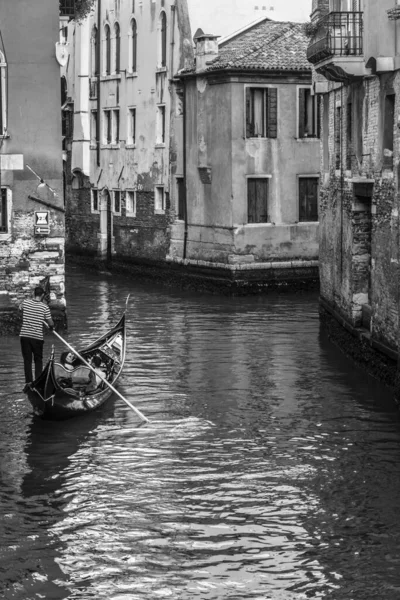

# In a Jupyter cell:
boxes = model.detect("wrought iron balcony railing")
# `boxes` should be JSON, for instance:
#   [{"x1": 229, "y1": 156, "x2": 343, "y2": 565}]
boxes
[{"x1": 307, "y1": 12, "x2": 363, "y2": 65}]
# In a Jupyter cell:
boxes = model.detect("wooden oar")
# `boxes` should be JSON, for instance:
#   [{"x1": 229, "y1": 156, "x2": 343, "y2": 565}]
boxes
[{"x1": 49, "y1": 327, "x2": 149, "y2": 423}]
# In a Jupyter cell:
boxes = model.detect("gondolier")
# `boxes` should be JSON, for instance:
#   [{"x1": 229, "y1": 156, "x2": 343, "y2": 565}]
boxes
[{"x1": 20, "y1": 286, "x2": 54, "y2": 388}]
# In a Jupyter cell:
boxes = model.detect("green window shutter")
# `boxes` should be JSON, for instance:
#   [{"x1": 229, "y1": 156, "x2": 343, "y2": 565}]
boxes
[
  {"x1": 267, "y1": 88, "x2": 278, "y2": 138},
  {"x1": 298, "y1": 88, "x2": 306, "y2": 138}
]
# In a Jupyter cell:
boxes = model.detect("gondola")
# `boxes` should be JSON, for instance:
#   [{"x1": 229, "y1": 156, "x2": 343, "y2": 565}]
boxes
[{"x1": 24, "y1": 314, "x2": 127, "y2": 420}]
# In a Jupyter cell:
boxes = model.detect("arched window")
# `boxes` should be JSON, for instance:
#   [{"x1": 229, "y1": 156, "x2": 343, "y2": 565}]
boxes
[
  {"x1": 105, "y1": 24, "x2": 111, "y2": 75},
  {"x1": 0, "y1": 51, "x2": 8, "y2": 135},
  {"x1": 114, "y1": 23, "x2": 120, "y2": 74},
  {"x1": 91, "y1": 25, "x2": 99, "y2": 76},
  {"x1": 130, "y1": 19, "x2": 137, "y2": 72},
  {"x1": 160, "y1": 11, "x2": 167, "y2": 68}
]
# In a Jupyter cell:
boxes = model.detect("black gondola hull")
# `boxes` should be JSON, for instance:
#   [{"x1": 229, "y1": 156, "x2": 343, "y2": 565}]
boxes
[{"x1": 24, "y1": 314, "x2": 126, "y2": 421}]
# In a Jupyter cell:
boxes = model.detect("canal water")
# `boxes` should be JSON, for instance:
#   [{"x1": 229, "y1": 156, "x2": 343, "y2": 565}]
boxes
[{"x1": 1, "y1": 267, "x2": 400, "y2": 600}]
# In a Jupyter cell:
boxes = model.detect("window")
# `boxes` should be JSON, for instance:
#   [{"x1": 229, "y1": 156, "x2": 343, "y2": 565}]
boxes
[
  {"x1": 112, "y1": 110, "x2": 120, "y2": 144},
  {"x1": 159, "y1": 11, "x2": 167, "y2": 68},
  {"x1": 132, "y1": 0, "x2": 135, "y2": 11},
  {"x1": 245, "y1": 87, "x2": 277, "y2": 138},
  {"x1": 104, "y1": 110, "x2": 112, "y2": 144},
  {"x1": 91, "y1": 110, "x2": 98, "y2": 144},
  {"x1": 114, "y1": 23, "x2": 120, "y2": 74},
  {"x1": 91, "y1": 26, "x2": 99, "y2": 76},
  {"x1": 176, "y1": 177, "x2": 186, "y2": 221},
  {"x1": 383, "y1": 93, "x2": 395, "y2": 169},
  {"x1": 126, "y1": 190, "x2": 136, "y2": 216},
  {"x1": 298, "y1": 88, "x2": 320, "y2": 138},
  {"x1": 0, "y1": 188, "x2": 11, "y2": 236},
  {"x1": 113, "y1": 190, "x2": 121, "y2": 214},
  {"x1": 0, "y1": 51, "x2": 7, "y2": 135},
  {"x1": 156, "y1": 105, "x2": 166, "y2": 144},
  {"x1": 127, "y1": 107, "x2": 136, "y2": 145},
  {"x1": 105, "y1": 25, "x2": 111, "y2": 75},
  {"x1": 91, "y1": 189, "x2": 99, "y2": 213},
  {"x1": 130, "y1": 19, "x2": 137, "y2": 72},
  {"x1": 346, "y1": 101, "x2": 352, "y2": 170},
  {"x1": 155, "y1": 186, "x2": 165, "y2": 212},
  {"x1": 299, "y1": 177, "x2": 319, "y2": 222},
  {"x1": 247, "y1": 178, "x2": 269, "y2": 223}
]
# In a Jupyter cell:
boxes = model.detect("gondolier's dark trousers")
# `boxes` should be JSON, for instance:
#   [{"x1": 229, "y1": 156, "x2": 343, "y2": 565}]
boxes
[{"x1": 20, "y1": 337, "x2": 44, "y2": 383}]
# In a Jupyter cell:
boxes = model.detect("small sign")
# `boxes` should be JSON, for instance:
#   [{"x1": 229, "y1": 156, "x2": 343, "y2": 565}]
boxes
[{"x1": 34, "y1": 211, "x2": 50, "y2": 236}]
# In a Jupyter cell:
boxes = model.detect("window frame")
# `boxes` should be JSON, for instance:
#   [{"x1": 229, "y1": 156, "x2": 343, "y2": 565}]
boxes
[
  {"x1": 159, "y1": 11, "x2": 167, "y2": 69},
  {"x1": 112, "y1": 189, "x2": 122, "y2": 216},
  {"x1": 246, "y1": 175, "x2": 272, "y2": 225},
  {"x1": 154, "y1": 185, "x2": 166, "y2": 214},
  {"x1": 0, "y1": 51, "x2": 7, "y2": 136},
  {"x1": 176, "y1": 176, "x2": 186, "y2": 221},
  {"x1": 0, "y1": 187, "x2": 12, "y2": 240},
  {"x1": 298, "y1": 175, "x2": 320, "y2": 223},
  {"x1": 127, "y1": 106, "x2": 136, "y2": 146},
  {"x1": 297, "y1": 86, "x2": 320, "y2": 140},
  {"x1": 126, "y1": 190, "x2": 137, "y2": 217},
  {"x1": 104, "y1": 24, "x2": 111, "y2": 76},
  {"x1": 103, "y1": 109, "x2": 112, "y2": 145},
  {"x1": 114, "y1": 22, "x2": 121, "y2": 75},
  {"x1": 91, "y1": 188, "x2": 100, "y2": 214},
  {"x1": 245, "y1": 85, "x2": 278, "y2": 139},
  {"x1": 91, "y1": 25, "x2": 99, "y2": 76},
  {"x1": 91, "y1": 109, "x2": 98, "y2": 146},
  {"x1": 112, "y1": 109, "x2": 120, "y2": 145},
  {"x1": 129, "y1": 18, "x2": 138, "y2": 73},
  {"x1": 156, "y1": 104, "x2": 166, "y2": 145}
]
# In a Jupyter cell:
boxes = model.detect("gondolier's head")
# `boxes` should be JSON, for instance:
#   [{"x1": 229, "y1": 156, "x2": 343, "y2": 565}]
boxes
[{"x1": 34, "y1": 286, "x2": 45, "y2": 299}]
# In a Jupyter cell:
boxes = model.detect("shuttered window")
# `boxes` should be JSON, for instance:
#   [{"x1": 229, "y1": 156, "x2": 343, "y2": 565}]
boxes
[
  {"x1": 248, "y1": 179, "x2": 269, "y2": 223},
  {"x1": 298, "y1": 88, "x2": 321, "y2": 138},
  {"x1": 299, "y1": 177, "x2": 319, "y2": 222},
  {"x1": 246, "y1": 88, "x2": 277, "y2": 138}
]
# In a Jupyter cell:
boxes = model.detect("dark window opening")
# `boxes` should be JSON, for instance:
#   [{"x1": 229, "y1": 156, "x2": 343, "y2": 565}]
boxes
[
  {"x1": 105, "y1": 25, "x2": 111, "y2": 75},
  {"x1": 248, "y1": 178, "x2": 269, "y2": 223},
  {"x1": 299, "y1": 177, "x2": 319, "y2": 222},
  {"x1": 346, "y1": 102, "x2": 353, "y2": 170},
  {"x1": 298, "y1": 88, "x2": 320, "y2": 138},
  {"x1": 246, "y1": 88, "x2": 278, "y2": 138},
  {"x1": 160, "y1": 12, "x2": 167, "y2": 67},
  {"x1": 0, "y1": 188, "x2": 8, "y2": 232},
  {"x1": 114, "y1": 191, "x2": 121, "y2": 213},
  {"x1": 383, "y1": 93, "x2": 395, "y2": 169},
  {"x1": 131, "y1": 20, "x2": 137, "y2": 72},
  {"x1": 92, "y1": 189, "x2": 99, "y2": 212},
  {"x1": 335, "y1": 105, "x2": 342, "y2": 170},
  {"x1": 177, "y1": 177, "x2": 186, "y2": 220},
  {"x1": 114, "y1": 23, "x2": 120, "y2": 73},
  {"x1": 104, "y1": 110, "x2": 112, "y2": 144}
]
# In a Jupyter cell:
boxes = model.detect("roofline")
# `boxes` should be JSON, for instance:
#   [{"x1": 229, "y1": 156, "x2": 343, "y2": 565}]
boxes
[
  {"x1": 218, "y1": 15, "x2": 273, "y2": 47},
  {"x1": 176, "y1": 66, "x2": 312, "y2": 80}
]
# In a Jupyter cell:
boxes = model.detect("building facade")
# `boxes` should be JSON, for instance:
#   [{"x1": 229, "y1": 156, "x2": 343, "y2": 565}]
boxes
[
  {"x1": 168, "y1": 19, "x2": 321, "y2": 287},
  {"x1": 62, "y1": 0, "x2": 193, "y2": 265},
  {"x1": 0, "y1": 0, "x2": 65, "y2": 332},
  {"x1": 307, "y1": 0, "x2": 400, "y2": 387}
]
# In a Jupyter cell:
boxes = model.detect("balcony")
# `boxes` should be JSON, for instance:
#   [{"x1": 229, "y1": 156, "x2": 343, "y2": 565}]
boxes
[{"x1": 307, "y1": 12, "x2": 369, "y2": 82}]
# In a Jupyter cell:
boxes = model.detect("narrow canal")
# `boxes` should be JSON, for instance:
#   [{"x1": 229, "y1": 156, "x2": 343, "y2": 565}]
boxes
[{"x1": 1, "y1": 266, "x2": 400, "y2": 600}]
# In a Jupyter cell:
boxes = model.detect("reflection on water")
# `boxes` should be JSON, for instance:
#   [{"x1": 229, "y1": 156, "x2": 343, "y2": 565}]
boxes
[{"x1": 1, "y1": 266, "x2": 400, "y2": 599}]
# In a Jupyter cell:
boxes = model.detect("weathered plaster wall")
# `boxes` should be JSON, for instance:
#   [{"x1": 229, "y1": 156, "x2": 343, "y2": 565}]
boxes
[
  {"x1": 0, "y1": 0, "x2": 65, "y2": 314},
  {"x1": 319, "y1": 73, "x2": 400, "y2": 354},
  {"x1": 170, "y1": 72, "x2": 320, "y2": 265}
]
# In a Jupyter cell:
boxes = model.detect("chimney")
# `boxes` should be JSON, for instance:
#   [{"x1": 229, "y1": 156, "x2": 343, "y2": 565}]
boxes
[{"x1": 193, "y1": 28, "x2": 219, "y2": 73}]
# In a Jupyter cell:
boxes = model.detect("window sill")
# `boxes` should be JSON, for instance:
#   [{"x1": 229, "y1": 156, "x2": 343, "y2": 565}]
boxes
[
  {"x1": 125, "y1": 144, "x2": 136, "y2": 149},
  {"x1": 296, "y1": 137, "x2": 320, "y2": 142},
  {"x1": 0, "y1": 232, "x2": 11, "y2": 241},
  {"x1": 126, "y1": 212, "x2": 137, "y2": 218},
  {"x1": 244, "y1": 222, "x2": 274, "y2": 227},
  {"x1": 155, "y1": 143, "x2": 166, "y2": 149},
  {"x1": 126, "y1": 71, "x2": 138, "y2": 78},
  {"x1": 154, "y1": 209, "x2": 166, "y2": 215},
  {"x1": 100, "y1": 74, "x2": 122, "y2": 82},
  {"x1": 245, "y1": 136, "x2": 277, "y2": 141},
  {"x1": 91, "y1": 210, "x2": 100, "y2": 214},
  {"x1": 101, "y1": 144, "x2": 121, "y2": 149},
  {"x1": 156, "y1": 66, "x2": 167, "y2": 74},
  {"x1": 113, "y1": 212, "x2": 122, "y2": 217}
]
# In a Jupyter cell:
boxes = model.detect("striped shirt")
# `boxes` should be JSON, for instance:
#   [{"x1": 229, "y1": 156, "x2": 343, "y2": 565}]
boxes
[{"x1": 20, "y1": 299, "x2": 52, "y2": 341}]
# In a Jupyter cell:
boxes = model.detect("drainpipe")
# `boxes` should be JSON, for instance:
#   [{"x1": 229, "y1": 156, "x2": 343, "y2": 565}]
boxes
[
  {"x1": 170, "y1": 4, "x2": 176, "y2": 77},
  {"x1": 96, "y1": 0, "x2": 101, "y2": 167},
  {"x1": 182, "y1": 77, "x2": 188, "y2": 260}
]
